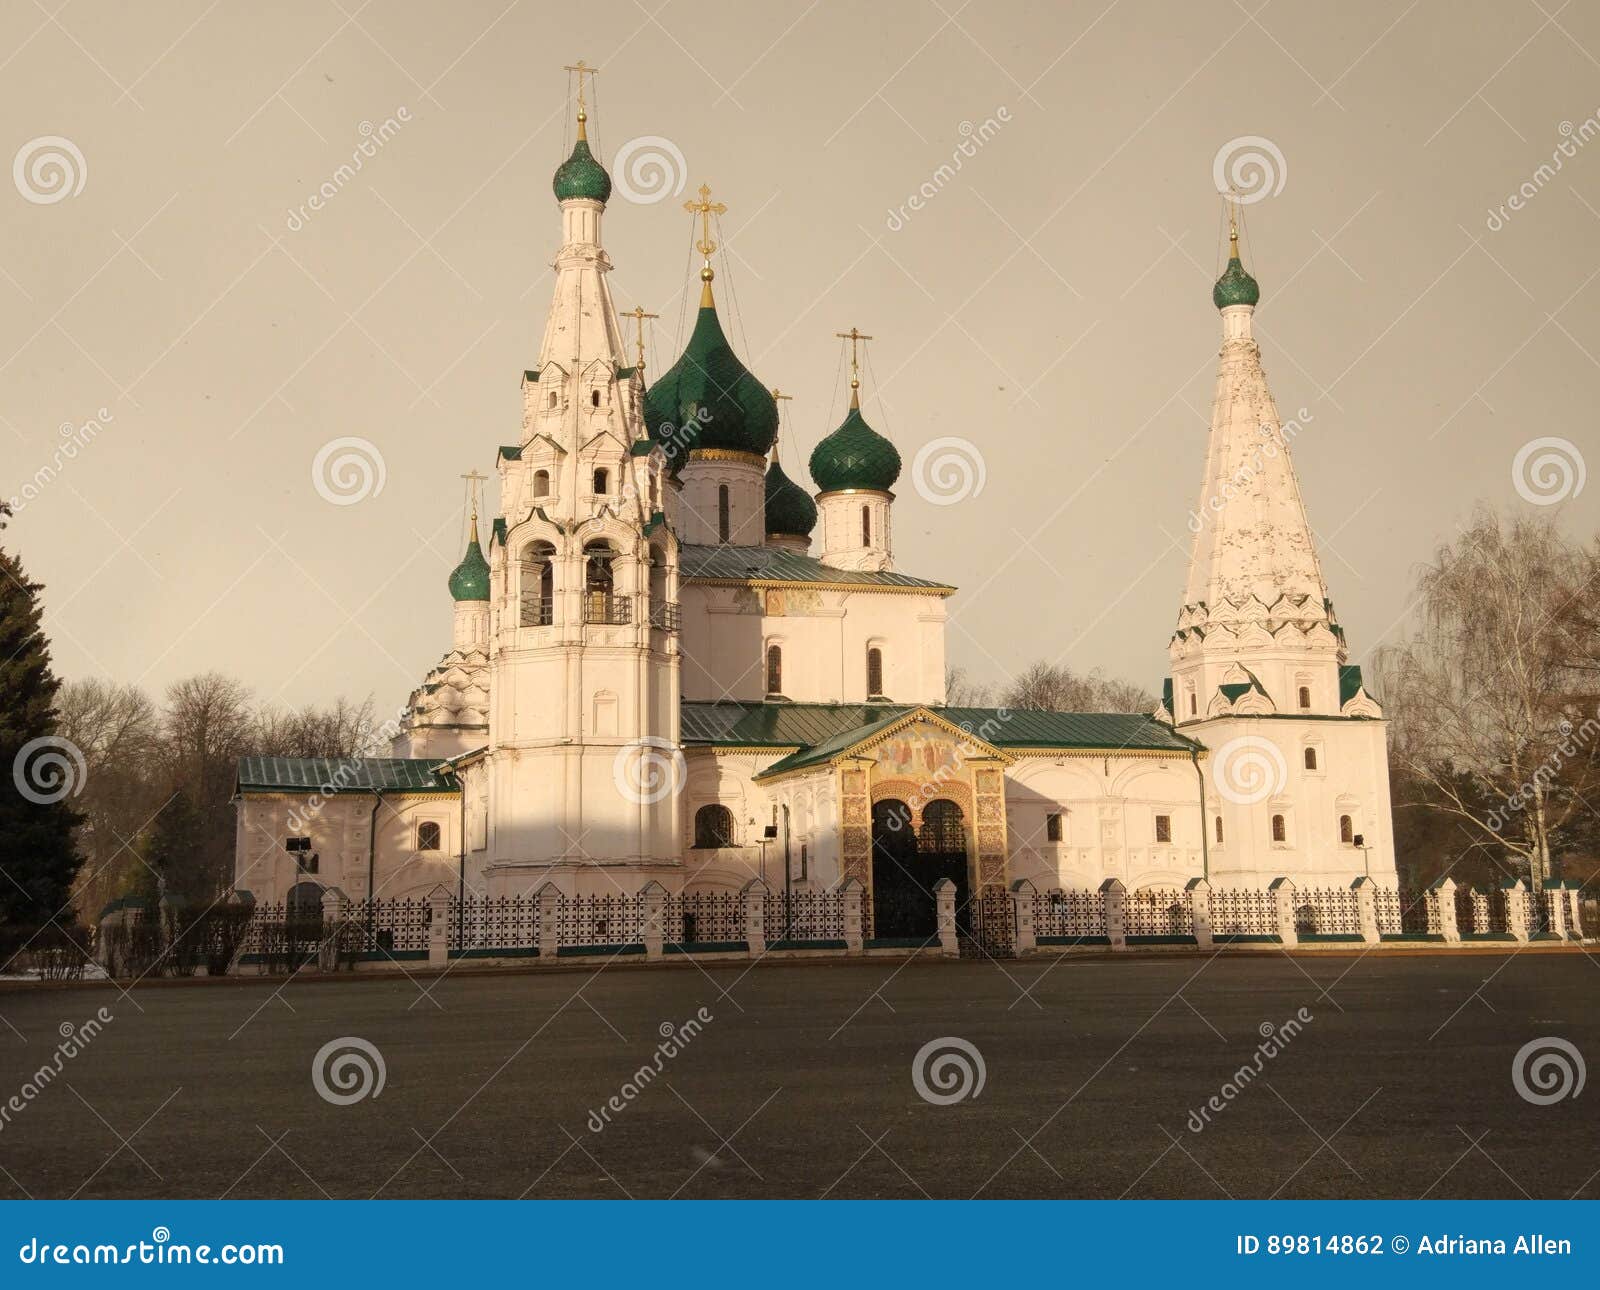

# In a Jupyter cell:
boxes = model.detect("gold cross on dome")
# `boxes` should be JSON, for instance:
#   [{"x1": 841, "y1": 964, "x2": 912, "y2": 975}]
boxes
[
  {"x1": 685, "y1": 184, "x2": 727, "y2": 262},
  {"x1": 622, "y1": 305, "x2": 658, "y2": 372},
  {"x1": 835, "y1": 326, "x2": 873, "y2": 392},
  {"x1": 460, "y1": 470, "x2": 488, "y2": 522},
  {"x1": 563, "y1": 60, "x2": 599, "y2": 113}
]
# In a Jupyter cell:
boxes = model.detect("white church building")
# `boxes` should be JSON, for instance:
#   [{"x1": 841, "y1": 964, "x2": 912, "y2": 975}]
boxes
[{"x1": 233, "y1": 89, "x2": 1396, "y2": 942}]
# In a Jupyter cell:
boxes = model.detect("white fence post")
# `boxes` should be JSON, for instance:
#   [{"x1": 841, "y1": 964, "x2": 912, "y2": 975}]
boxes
[
  {"x1": 536, "y1": 881, "x2": 561, "y2": 959},
  {"x1": 1187, "y1": 877, "x2": 1213, "y2": 949},
  {"x1": 742, "y1": 878, "x2": 767, "y2": 956},
  {"x1": 1547, "y1": 885, "x2": 1568, "y2": 939},
  {"x1": 1270, "y1": 877, "x2": 1298, "y2": 947},
  {"x1": 1505, "y1": 880, "x2": 1530, "y2": 945},
  {"x1": 1101, "y1": 878, "x2": 1126, "y2": 950},
  {"x1": 320, "y1": 886, "x2": 350, "y2": 971},
  {"x1": 841, "y1": 878, "x2": 864, "y2": 954},
  {"x1": 426, "y1": 885, "x2": 450, "y2": 966},
  {"x1": 1351, "y1": 876, "x2": 1379, "y2": 944},
  {"x1": 929, "y1": 879, "x2": 957, "y2": 956},
  {"x1": 640, "y1": 880, "x2": 666, "y2": 960},
  {"x1": 1432, "y1": 877, "x2": 1459, "y2": 944},
  {"x1": 1010, "y1": 879, "x2": 1037, "y2": 955},
  {"x1": 1564, "y1": 881, "x2": 1584, "y2": 940}
]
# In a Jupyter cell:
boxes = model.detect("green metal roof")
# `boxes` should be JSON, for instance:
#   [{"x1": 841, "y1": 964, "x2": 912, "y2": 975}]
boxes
[
  {"x1": 682, "y1": 702, "x2": 1200, "y2": 775},
  {"x1": 810, "y1": 401, "x2": 901, "y2": 493},
  {"x1": 498, "y1": 444, "x2": 523, "y2": 461},
  {"x1": 1340, "y1": 664, "x2": 1366, "y2": 706},
  {"x1": 553, "y1": 133, "x2": 611, "y2": 203},
  {"x1": 236, "y1": 757, "x2": 460, "y2": 795},
  {"x1": 680, "y1": 544, "x2": 953, "y2": 592}
]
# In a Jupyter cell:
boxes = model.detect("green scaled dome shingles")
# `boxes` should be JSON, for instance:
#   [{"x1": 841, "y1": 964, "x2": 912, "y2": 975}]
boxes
[
  {"x1": 765, "y1": 459, "x2": 817, "y2": 537},
  {"x1": 643, "y1": 299, "x2": 777, "y2": 466},
  {"x1": 1212, "y1": 255, "x2": 1260, "y2": 309},
  {"x1": 552, "y1": 134, "x2": 611, "y2": 204},
  {"x1": 448, "y1": 535, "x2": 490, "y2": 602},
  {"x1": 809, "y1": 404, "x2": 901, "y2": 493}
]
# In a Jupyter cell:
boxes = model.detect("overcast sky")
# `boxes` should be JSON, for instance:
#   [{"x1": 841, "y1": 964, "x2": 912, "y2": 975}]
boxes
[{"x1": 3, "y1": 0, "x2": 1597, "y2": 713}]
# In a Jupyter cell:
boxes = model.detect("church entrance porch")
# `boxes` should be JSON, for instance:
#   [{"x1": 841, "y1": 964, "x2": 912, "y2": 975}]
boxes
[{"x1": 869, "y1": 798, "x2": 970, "y2": 942}]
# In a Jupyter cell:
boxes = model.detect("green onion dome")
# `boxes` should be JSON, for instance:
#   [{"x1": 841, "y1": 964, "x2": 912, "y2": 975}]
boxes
[
  {"x1": 765, "y1": 458, "x2": 818, "y2": 538},
  {"x1": 552, "y1": 117, "x2": 611, "y2": 204},
  {"x1": 809, "y1": 398, "x2": 901, "y2": 493},
  {"x1": 448, "y1": 527, "x2": 490, "y2": 602},
  {"x1": 643, "y1": 287, "x2": 777, "y2": 469},
  {"x1": 1212, "y1": 230, "x2": 1259, "y2": 309}
]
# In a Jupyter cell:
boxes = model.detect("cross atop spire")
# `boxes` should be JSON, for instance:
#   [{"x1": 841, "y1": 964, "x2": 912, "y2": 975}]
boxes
[
  {"x1": 770, "y1": 387, "x2": 793, "y2": 452},
  {"x1": 461, "y1": 469, "x2": 488, "y2": 533},
  {"x1": 621, "y1": 305, "x2": 658, "y2": 374},
  {"x1": 563, "y1": 59, "x2": 599, "y2": 136},
  {"x1": 835, "y1": 326, "x2": 873, "y2": 407},
  {"x1": 684, "y1": 184, "x2": 727, "y2": 303}
]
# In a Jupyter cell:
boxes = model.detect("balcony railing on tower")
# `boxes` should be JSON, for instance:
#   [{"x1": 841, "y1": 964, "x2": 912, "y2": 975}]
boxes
[
  {"x1": 584, "y1": 593, "x2": 632, "y2": 625},
  {"x1": 519, "y1": 594, "x2": 553, "y2": 627},
  {"x1": 649, "y1": 601, "x2": 681, "y2": 632}
]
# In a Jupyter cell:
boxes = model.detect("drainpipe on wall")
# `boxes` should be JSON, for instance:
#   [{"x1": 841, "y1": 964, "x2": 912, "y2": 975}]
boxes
[
  {"x1": 457, "y1": 773, "x2": 466, "y2": 955},
  {"x1": 367, "y1": 789, "x2": 384, "y2": 940},
  {"x1": 1191, "y1": 747, "x2": 1209, "y2": 883}
]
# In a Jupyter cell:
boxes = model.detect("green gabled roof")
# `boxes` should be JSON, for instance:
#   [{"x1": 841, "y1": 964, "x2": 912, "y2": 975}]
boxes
[
  {"x1": 491, "y1": 517, "x2": 507, "y2": 548},
  {"x1": 523, "y1": 369, "x2": 540, "y2": 383},
  {"x1": 236, "y1": 757, "x2": 460, "y2": 795},
  {"x1": 1339, "y1": 664, "x2": 1366, "y2": 706},
  {"x1": 498, "y1": 444, "x2": 523, "y2": 461},
  {"x1": 630, "y1": 437, "x2": 655, "y2": 457},
  {"x1": 682, "y1": 701, "x2": 1201, "y2": 773},
  {"x1": 680, "y1": 543, "x2": 953, "y2": 592},
  {"x1": 1219, "y1": 682, "x2": 1252, "y2": 702}
]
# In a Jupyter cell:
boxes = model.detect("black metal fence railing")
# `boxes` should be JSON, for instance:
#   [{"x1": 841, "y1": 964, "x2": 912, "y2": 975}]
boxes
[
  {"x1": 649, "y1": 600, "x2": 681, "y2": 631},
  {"x1": 519, "y1": 593, "x2": 553, "y2": 626},
  {"x1": 584, "y1": 593, "x2": 631, "y2": 625}
]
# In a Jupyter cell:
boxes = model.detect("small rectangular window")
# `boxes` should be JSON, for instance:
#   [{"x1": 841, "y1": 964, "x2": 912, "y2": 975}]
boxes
[
  {"x1": 1155, "y1": 814, "x2": 1171, "y2": 843},
  {"x1": 1045, "y1": 812, "x2": 1062, "y2": 842},
  {"x1": 799, "y1": 844, "x2": 808, "y2": 879}
]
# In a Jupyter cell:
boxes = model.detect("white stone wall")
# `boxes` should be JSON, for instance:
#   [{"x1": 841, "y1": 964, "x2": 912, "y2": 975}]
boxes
[{"x1": 817, "y1": 489, "x2": 894, "y2": 571}]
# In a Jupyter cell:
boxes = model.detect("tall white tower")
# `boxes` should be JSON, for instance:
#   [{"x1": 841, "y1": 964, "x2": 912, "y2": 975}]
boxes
[
  {"x1": 482, "y1": 87, "x2": 681, "y2": 896},
  {"x1": 1169, "y1": 211, "x2": 1393, "y2": 886},
  {"x1": 810, "y1": 328, "x2": 901, "y2": 571}
]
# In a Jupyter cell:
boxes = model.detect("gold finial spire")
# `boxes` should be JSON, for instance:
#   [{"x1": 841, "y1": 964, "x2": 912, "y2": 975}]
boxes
[
  {"x1": 461, "y1": 470, "x2": 488, "y2": 541},
  {"x1": 622, "y1": 305, "x2": 658, "y2": 374},
  {"x1": 564, "y1": 60, "x2": 599, "y2": 137},
  {"x1": 771, "y1": 388, "x2": 793, "y2": 453},
  {"x1": 684, "y1": 183, "x2": 727, "y2": 305},
  {"x1": 1226, "y1": 194, "x2": 1241, "y2": 261},
  {"x1": 835, "y1": 327, "x2": 873, "y2": 408}
]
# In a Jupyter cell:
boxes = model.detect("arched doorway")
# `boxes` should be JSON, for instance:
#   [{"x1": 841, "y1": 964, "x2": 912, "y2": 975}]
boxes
[
  {"x1": 918, "y1": 799, "x2": 971, "y2": 933},
  {"x1": 869, "y1": 798, "x2": 970, "y2": 940}
]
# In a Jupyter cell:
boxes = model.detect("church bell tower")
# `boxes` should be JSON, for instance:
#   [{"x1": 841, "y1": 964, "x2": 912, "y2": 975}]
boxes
[{"x1": 482, "y1": 67, "x2": 682, "y2": 895}]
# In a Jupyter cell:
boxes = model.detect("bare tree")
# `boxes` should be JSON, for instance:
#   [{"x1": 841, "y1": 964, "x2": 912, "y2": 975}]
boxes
[
  {"x1": 1378, "y1": 507, "x2": 1600, "y2": 902},
  {"x1": 943, "y1": 666, "x2": 992, "y2": 707},
  {"x1": 998, "y1": 661, "x2": 1156, "y2": 714},
  {"x1": 252, "y1": 695, "x2": 378, "y2": 758}
]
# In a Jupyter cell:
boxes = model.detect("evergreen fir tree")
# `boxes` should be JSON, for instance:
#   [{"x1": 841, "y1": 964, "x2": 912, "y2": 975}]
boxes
[{"x1": 0, "y1": 502, "x2": 84, "y2": 928}]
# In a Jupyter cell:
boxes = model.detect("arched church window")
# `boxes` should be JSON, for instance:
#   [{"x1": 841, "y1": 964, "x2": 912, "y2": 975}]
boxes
[
  {"x1": 1271, "y1": 814, "x2": 1287, "y2": 843},
  {"x1": 693, "y1": 805, "x2": 735, "y2": 849},
  {"x1": 591, "y1": 388, "x2": 601, "y2": 408},
  {"x1": 519, "y1": 541, "x2": 555, "y2": 626},
  {"x1": 593, "y1": 467, "x2": 608, "y2": 495},
  {"x1": 417, "y1": 821, "x2": 441, "y2": 851},
  {"x1": 718, "y1": 485, "x2": 730, "y2": 543},
  {"x1": 1189, "y1": 692, "x2": 1197, "y2": 716},
  {"x1": 1339, "y1": 814, "x2": 1354, "y2": 844},
  {"x1": 546, "y1": 390, "x2": 557, "y2": 410},
  {"x1": 766, "y1": 644, "x2": 783, "y2": 696},
  {"x1": 533, "y1": 470, "x2": 551, "y2": 498},
  {"x1": 1215, "y1": 816, "x2": 1224, "y2": 845},
  {"x1": 1303, "y1": 747, "x2": 1318, "y2": 770},
  {"x1": 866, "y1": 647, "x2": 884, "y2": 698},
  {"x1": 1298, "y1": 685, "x2": 1311, "y2": 710},
  {"x1": 861, "y1": 505, "x2": 871, "y2": 546}
]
